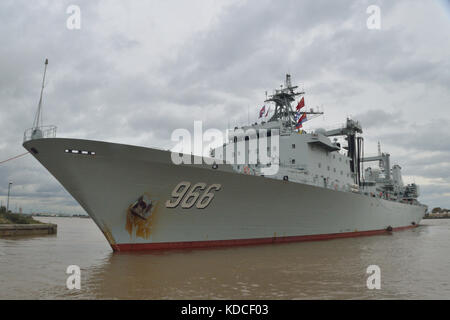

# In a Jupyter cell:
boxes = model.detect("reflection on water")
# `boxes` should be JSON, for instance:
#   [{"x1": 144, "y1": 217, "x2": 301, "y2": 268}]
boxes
[{"x1": 0, "y1": 217, "x2": 449, "y2": 299}]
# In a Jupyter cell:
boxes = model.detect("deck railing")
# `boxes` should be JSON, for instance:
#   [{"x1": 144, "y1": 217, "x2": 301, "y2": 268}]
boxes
[{"x1": 23, "y1": 125, "x2": 57, "y2": 142}]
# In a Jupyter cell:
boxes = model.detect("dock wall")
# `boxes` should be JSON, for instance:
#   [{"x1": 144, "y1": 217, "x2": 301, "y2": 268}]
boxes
[{"x1": 0, "y1": 224, "x2": 57, "y2": 236}]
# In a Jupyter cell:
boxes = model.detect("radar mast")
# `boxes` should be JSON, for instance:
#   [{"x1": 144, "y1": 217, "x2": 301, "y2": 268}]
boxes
[{"x1": 265, "y1": 74, "x2": 323, "y2": 131}]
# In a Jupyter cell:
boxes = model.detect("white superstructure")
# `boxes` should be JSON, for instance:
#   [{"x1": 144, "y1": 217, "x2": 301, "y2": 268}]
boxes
[{"x1": 211, "y1": 74, "x2": 420, "y2": 205}]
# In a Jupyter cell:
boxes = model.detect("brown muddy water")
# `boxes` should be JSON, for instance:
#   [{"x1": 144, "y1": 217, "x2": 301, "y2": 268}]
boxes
[{"x1": 0, "y1": 217, "x2": 449, "y2": 299}]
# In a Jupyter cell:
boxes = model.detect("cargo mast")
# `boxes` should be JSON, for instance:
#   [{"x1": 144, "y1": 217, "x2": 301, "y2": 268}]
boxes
[
  {"x1": 31, "y1": 59, "x2": 48, "y2": 139},
  {"x1": 23, "y1": 58, "x2": 57, "y2": 142}
]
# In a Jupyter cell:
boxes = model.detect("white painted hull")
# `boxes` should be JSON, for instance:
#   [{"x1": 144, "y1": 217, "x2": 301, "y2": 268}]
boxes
[{"x1": 23, "y1": 138, "x2": 426, "y2": 251}]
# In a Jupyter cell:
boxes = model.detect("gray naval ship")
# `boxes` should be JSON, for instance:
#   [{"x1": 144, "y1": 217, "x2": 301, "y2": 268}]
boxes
[{"x1": 23, "y1": 66, "x2": 426, "y2": 251}]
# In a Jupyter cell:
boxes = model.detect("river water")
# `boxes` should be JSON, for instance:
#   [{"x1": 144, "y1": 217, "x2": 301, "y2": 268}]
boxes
[{"x1": 0, "y1": 217, "x2": 449, "y2": 299}]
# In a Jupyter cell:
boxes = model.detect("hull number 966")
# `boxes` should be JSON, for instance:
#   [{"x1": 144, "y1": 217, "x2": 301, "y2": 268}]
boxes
[{"x1": 165, "y1": 182, "x2": 222, "y2": 209}]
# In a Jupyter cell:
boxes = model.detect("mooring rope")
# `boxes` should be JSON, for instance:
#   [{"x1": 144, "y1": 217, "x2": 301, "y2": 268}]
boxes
[{"x1": 0, "y1": 152, "x2": 30, "y2": 165}]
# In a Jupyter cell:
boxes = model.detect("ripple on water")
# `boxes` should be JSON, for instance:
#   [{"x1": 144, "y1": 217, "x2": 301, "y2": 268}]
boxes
[{"x1": 1, "y1": 218, "x2": 450, "y2": 299}]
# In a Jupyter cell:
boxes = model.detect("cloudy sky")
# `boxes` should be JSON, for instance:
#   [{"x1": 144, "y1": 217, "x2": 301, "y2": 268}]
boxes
[{"x1": 0, "y1": 0, "x2": 449, "y2": 214}]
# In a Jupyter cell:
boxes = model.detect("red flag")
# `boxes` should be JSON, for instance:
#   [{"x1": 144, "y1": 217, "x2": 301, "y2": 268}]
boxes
[
  {"x1": 259, "y1": 105, "x2": 266, "y2": 118},
  {"x1": 296, "y1": 113, "x2": 307, "y2": 129},
  {"x1": 296, "y1": 97, "x2": 305, "y2": 111}
]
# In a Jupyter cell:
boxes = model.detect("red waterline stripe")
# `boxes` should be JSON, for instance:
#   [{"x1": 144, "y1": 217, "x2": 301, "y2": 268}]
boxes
[{"x1": 111, "y1": 225, "x2": 418, "y2": 252}]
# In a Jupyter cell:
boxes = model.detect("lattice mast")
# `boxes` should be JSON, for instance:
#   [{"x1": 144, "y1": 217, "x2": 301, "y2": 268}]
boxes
[{"x1": 264, "y1": 74, "x2": 323, "y2": 131}]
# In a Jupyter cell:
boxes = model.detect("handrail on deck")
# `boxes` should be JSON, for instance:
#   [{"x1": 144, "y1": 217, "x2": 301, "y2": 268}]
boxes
[{"x1": 23, "y1": 125, "x2": 57, "y2": 142}]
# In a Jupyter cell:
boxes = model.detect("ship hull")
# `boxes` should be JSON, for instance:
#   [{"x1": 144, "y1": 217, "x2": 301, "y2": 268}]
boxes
[{"x1": 23, "y1": 138, "x2": 426, "y2": 252}]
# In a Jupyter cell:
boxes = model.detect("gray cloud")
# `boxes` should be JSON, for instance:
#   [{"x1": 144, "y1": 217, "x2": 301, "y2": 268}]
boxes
[
  {"x1": 355, "y1": 109, "x2": 405, "y2": 129},
  {"x1": 0, "y1": 0, "x2": 449, "y2": 212},
  {"x1": 377, "y1": 118, "x2": 450, "y2": 153},
  {"x1": 420, "y1": 184, "x2": 450, "y2": 210}
]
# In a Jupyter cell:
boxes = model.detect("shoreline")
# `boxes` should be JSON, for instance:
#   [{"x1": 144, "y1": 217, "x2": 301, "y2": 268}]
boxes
[{"x1": 423, "y1": 213, "x2": 450, "y2": 219}]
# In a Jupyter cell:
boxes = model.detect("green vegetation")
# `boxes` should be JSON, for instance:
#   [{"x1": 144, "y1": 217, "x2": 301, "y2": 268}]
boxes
[
  {"x1": 425, "y1": 207, "x2": 450, "y2": 219},
  {"x1": 0, "y1": 207, "x2": 43, "y2": 225},
  {"x1": 430, "y1": 207, "x2": 449, "y2": 214}
]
